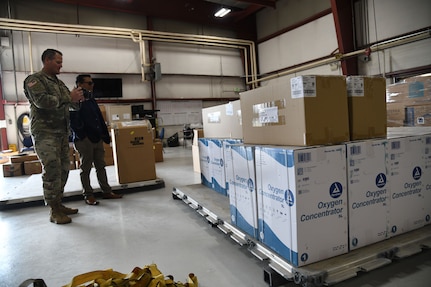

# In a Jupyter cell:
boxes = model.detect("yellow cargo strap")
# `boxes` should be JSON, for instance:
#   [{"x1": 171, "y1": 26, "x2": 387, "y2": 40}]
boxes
[{"x1": 62, "y1": 264, "x2": 198, "y2": 287}]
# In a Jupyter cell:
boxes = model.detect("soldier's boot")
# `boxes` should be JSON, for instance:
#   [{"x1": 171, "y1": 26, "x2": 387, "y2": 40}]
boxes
[
  {"x1": 59, "y1": 204, "x2": 78, "y2": 215},
  {"x1": 49, "y1": 202, "x2": 72, "y2": 224}
]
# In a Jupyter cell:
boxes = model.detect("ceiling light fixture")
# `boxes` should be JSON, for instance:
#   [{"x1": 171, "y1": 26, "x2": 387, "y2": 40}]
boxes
[{"x1": 214, "y1": 8, "x2": 231, "y2": 18}]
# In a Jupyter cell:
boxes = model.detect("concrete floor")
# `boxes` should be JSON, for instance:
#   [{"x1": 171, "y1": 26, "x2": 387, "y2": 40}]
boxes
[{"x1": 0, "y1": 146, "x2": 430, "y2": 287}]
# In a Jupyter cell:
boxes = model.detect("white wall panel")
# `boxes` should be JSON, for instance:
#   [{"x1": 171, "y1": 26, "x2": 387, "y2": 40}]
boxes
[
  {"x1": 366, "y1": 0, "x2": 431, "y2": 43},
  {"x1": 153, "y1": 43, "x2": 243, "y2": 76},
  {"x1": 258, "y1": 14, "x2": 337, "y2": 75}
]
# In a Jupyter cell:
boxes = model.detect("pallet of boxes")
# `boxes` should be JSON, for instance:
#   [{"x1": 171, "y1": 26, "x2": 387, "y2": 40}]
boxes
[
  {"x1": 386, "y1": 73, "x2": 431, "y2": 127},
  {"x1": 198, "y1": 75, "x2": 431, "y2": 283}
]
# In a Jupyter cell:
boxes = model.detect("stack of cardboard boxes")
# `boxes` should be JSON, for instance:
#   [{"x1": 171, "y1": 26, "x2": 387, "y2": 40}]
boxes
[
  {"x1": 2, "y1": 153, "x2": 40, "y2": 177},
  {"x1": 200, "y1": 75, "x2": 430, "y2": 267}
]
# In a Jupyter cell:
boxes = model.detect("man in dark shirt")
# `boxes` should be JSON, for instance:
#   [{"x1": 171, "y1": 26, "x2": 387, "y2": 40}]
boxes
[{"x1": 70, "y1": 74, "x2": 122, "y2": 205}]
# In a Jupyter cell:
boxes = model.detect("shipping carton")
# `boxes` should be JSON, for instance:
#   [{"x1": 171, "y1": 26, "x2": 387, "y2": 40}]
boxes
[
  {"x1": 10, "y1": 153, "x2": 38, "y2": 163},
  {"x1": 24, "y1": 160, "x2": 42, "y2": 175},
  {"x1": 225, "y1": 144, "x2": 258, "y2": 239},
  {"x1": 346, "y1": 76, "x2": 387, "y2": 140},
  {"x1": 105, "y1": 104, "x2": 132, "y2": 125},
  {"x1": 423, "y1": 134, "x2": 431, "y2": 225},
  {"x1": 202, "y1": 100, "x2": 242, "y2": 139},
  {"x1": 255, "y1": 146, "x2": 292, "y2": 262},
  {"x1": 111, "y1": 121, "x2": 156, "y2": 184},
  {"x1": 240, "y1": 75, "x2": 350, "y2": 146},
  {"x1": 198, "y1": 138, "x2": 211, "y2": 188},
  {"x1": 387, "y1": 136, "x2": 426, "y2": 236},
  {"x1": 153, "y1": 140, "x2": 164, "y2": 162},
  {"x1": 289, "y1": 144, "x2": 348, "y2": 266},
  {"x1": 346, "y1": 139, "x2": 390, "y2": 250},
  {"x1": 3, "y1": 162, "x2": 23, "y2": 177}
]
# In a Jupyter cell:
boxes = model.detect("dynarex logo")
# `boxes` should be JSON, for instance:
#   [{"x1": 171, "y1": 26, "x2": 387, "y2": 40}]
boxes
[
  {"x1": 285, "y1": 190, "x2": 294, "y2": 207},
  {"x1": 219, "y1": 158, "x2": 224, "y2": 167},
  {"x1": 247, "y1": 178, "x2": 254, "y2": 192},
  {"x1": 375, "y1": 173, "x2": 387, "y2": 188},
  {"x1": 206, "y1": 156, "x2": 210, "y2": 164},
  {"x1": 412, "y1": 166, "x2": 422, "y2": 180},
  {"x1": 329, "y1": 182, "x2": 343, "y2": 199}
]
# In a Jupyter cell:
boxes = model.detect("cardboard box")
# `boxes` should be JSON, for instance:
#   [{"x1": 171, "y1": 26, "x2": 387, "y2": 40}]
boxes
[
  {"x1": 226, "y1": 144, "x2": 258, "y2": 239},
  {"x1": 386, "y1": 102, "x2": 406, "y2": 127},
  {"x1": 346, "y1": 76, "x2": 387, "y2": 140},
  {"x1": 10, "y1": 153, "x2": 38, "y2": 163},
  {"x1": 111, "y1": 121, "x2": 156, "y2": 184},
  {"x1": 24, "y1": 160, "x2": 42, "y2": 175},
  {"x1": 423, "y1": 134, "x2": 431, "y2": 225},
  {"x1": 153, "y1": 140, "x2": 164, "y2": 162},
  {"x1": 192, "y1": 129, "x2": 204, "y2": 146},
  {"x1": 105, "y1": 104, "x2": 132, "y2": 125},
  {"x1": 99, "y1": 104, "x2": 107, "y2": 123},
  {"x1": 3, "y1": 162, "x2": 23, "y2": 177},
  {"x1": 240, "y1": 75, "x2": 350, "y2": 146},
  {"x1": 198, "y1": 138, "x2": 211, "y2": 189},
  {"x1": 103, "y1": 142, "x2": 114, "y2": 166},
  {"x1": 288, "y1": 144, "x2": 348, "y2": 266},
  {"x1": 346, "y1": 139, "x2": 390, "y2": 250},
  {"x1": 255, "y1": 144, "x2": 348, "y2": 266},
  {"x1": 405, "y1": 104, "x2": 431, "y2": 126},
  {"x1": 387, "y1": 136, "x2": 426, "y2": 236},
  {"x1": 255, "y1": 146, "x2": 291, "y2": 262},
  {"x1": 386, "y1": 75, "x2": 431, "y2": 105},
  {"x1": 202, "y1": 100, "x2": 242, "y2": 139},
  {"x1": 192, "y1": 144, "x2": 200, "y2": 173},
  {"x1": 208, "y1": 138, "x2": 227, "y2": 196}
]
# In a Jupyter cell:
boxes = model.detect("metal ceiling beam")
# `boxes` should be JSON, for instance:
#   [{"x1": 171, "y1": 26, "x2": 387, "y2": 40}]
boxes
[
  {"x1": 235, "y1": 0, "x2": 276, "y2": 8},
  {"x1": 331, "y1": 0, "x2": 358, "y2": 75}
]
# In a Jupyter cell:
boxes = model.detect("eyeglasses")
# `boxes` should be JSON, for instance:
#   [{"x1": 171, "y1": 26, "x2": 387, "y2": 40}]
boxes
[{"x1": 83, "y1": 81, "x2": 94, "y2": 85}]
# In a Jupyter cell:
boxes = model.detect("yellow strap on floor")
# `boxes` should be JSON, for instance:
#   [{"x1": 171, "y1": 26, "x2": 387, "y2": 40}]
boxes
[
  {"x1": 62, "y1": 264, "x2": 197, "y2": 287},
  {"x1": 63, "y1": 269, "x2": 127, "y2": 287}
]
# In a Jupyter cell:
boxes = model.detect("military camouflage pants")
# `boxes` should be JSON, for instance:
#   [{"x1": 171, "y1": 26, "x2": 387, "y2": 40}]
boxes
[{"x1": 32, "y1": 133, "x2": 70, "y2": 205}]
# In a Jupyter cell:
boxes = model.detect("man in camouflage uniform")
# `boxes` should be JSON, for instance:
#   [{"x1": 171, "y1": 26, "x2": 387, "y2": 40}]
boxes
[{"x1": 23, "y1": 48, "x2": 85, "y2": 224}]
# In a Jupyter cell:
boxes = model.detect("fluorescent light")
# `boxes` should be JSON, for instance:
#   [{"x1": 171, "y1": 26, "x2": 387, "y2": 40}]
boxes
[{"x1": 214, "y1": 8, "x2": 231, "y2": 18}]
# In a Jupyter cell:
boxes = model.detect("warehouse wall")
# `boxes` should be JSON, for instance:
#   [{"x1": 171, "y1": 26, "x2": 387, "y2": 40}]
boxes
[
  {"x1": 0, "y1": 0, "x2": 246, "y2": 148},
  {"x1": 1, "y1": 0, "x2": 430, "y2": 149},
  {"x1": 256, "y1": 0, "x2": 431, "y2": 80}
]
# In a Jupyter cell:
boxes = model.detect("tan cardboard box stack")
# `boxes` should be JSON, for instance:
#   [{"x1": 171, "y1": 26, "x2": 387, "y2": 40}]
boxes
[
  {"x1": 386, "y1": 74, "x2": 431, "y2": 127},
  {"x1": 3, "y1": 153, "x2": 40, "y2": 177},
  {"x1": 111, "y1": 120, "x2": 156, "y2": 184},
  {"x1": 240, "y1": 75, "x2": 350, "y2": 146}
]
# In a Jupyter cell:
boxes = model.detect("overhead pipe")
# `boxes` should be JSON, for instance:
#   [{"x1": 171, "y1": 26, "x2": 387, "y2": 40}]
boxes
[
  {"x1": 0, "y1": 18, "x2": 257, "y2": 87},
  {"x1": 250, "y1": 29, "x2": 431, "y2": 84}
]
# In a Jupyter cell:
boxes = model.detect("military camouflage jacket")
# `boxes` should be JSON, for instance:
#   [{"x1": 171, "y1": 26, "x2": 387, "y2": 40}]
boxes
[{"x1": 24, "y1": 71, "x2": 78, "y2": 135}]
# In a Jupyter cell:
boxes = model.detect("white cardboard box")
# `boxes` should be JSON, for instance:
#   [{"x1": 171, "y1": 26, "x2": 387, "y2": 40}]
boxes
[
  {"x1": 387, "y1": 136, "x2": 426, "y2": 236},
  {"x1": 209, "y1": 138, "x2": 227, "y2": 196},
  {"x1": 346, "y1": 139, "x2": 390, "y2": 250},
  {"x1": 198, "y1": 138, "x2": 211, "y2": 189},
  {"x1": 423, "y1": 134, "x2": 431, "y2": 225},
  {"x1": 226, "y1": 144, "x2": 258, "y2": 239},
  {"x1": 255, "y1": 146, "x2": 292, "y2": 262},
  {"x1": 288, "y1": 144, "x2": 348, "y2": 267}
]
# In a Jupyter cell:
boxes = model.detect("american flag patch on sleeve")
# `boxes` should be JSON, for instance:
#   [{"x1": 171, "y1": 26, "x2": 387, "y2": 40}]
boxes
[{"x1": 27, "y1": 80, "x2": 37, "y2": 88}]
